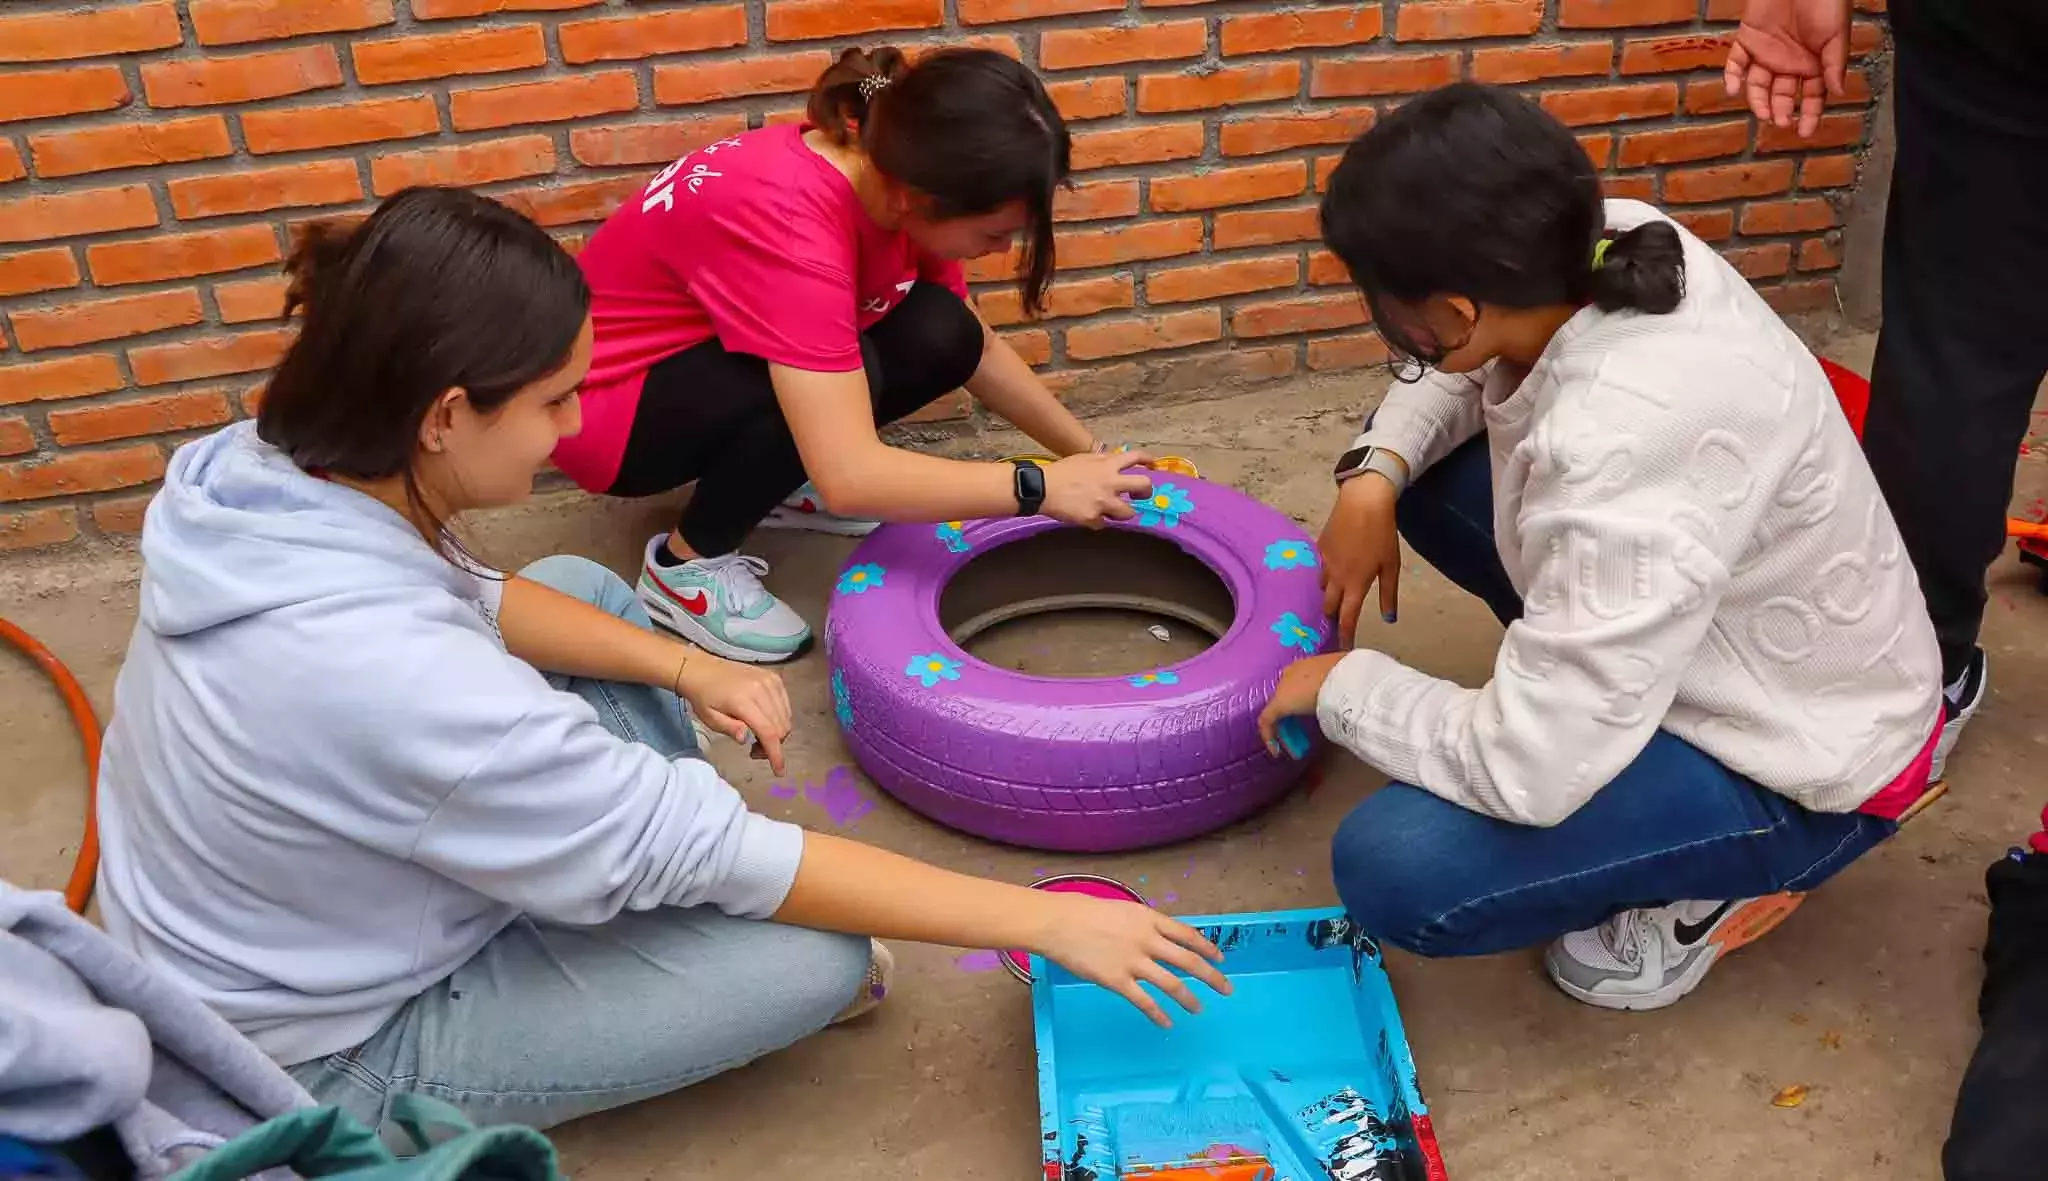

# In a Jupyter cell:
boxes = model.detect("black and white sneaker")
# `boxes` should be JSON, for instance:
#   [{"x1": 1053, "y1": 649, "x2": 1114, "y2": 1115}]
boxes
[
  {"x1": 1932, "y1": 647, "x2": 1988, "y2": 783},
  {"x1": 1545, "y1": 894, "x2": 1807, "y2": 1011}
]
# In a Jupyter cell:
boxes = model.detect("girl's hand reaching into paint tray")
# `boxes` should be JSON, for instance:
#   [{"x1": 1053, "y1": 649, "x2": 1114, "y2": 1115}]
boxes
[
  {"x1": 674, "y1": 653, "x2": 793, "y2": 774},
  {"x1": 1029, "y1": 893, "x2": 1231, "y2": 1027}
]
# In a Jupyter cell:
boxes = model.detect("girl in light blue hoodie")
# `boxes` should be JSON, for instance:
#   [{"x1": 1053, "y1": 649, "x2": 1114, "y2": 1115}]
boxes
[{"x1": 94, "y1": 187, "x2": 1227, "y2": 1134}]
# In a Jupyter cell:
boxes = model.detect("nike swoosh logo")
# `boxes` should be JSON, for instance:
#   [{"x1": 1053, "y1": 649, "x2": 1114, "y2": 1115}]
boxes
[
  {"x1": 678, "y1": 589, "x2": 711, "y2": 616},
  {"x1": 1672, "y1": 900, "x2": 1735, "y2": 946}
]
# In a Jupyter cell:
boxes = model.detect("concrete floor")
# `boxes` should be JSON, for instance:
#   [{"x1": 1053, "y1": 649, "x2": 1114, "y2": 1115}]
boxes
[{"x1": 4, "y1": 330, "x2": 2046, "y2": 1180}]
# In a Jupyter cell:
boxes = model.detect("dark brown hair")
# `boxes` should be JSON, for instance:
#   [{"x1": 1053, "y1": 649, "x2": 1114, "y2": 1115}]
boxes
[
  {"x1": 806, "y1": 46, "x2": 1070, "y2": 315},
  {"x1": 258, "y1": 186, "x2": 589, "y2": 547},
  {"x1": 1322, "y1": 82, "x2": 1684, "y2": 370}
]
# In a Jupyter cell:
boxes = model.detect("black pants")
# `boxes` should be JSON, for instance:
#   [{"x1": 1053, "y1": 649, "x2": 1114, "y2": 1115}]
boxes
[
  {"x1": 1944, "y1": 847, "x2": 2048, "y2": 1180},
  {"x1": 609, "y1": 281, "x2": 984, "y2": 557},
  {"x1": 1864, "y1": 0, "x2": 2048, "y2": 686}
]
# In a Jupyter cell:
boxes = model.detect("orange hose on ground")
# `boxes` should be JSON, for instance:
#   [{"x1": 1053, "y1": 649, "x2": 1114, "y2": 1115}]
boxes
[
  {"x1": 2011, "y1": 518, "x2": 2048, "y2": 543},
  {"x1": 0, "y1": 617, "x2": 101, "y2": 914}
]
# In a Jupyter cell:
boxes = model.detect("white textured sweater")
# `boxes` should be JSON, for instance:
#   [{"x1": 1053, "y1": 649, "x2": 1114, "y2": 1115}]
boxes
[{"x1": 1320, "y1": 200, "x2": 1942, "y2": 827}]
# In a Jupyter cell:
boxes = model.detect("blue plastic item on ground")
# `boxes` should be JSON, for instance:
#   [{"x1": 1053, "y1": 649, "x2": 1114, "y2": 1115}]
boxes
[{"x1": 1031, "y1": 907, "x2": 1448, "y2": 1181}]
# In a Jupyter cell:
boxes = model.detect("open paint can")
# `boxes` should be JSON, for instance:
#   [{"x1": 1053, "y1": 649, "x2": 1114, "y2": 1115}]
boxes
[{"x1": 1000, "y1": 873, "x2": 1148, "y2": 984}]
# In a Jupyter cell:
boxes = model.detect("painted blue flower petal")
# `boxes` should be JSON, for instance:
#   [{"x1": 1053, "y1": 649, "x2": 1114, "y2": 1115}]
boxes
[
  {"x1": 837, "y1": 563, "x2": 886, "y2": 595},
  {"x1": 1129, "y1": 669, "x2": 1182, "y2": 688},
  {"x1": 1272, "y1": 612, "x2": 1324, "y2": 654},
  {"x1": 1264, "y1": 539, "x2": 1317, "y2": 570},
  {"x1": 831, "y1": 668, "x2": 854, "y2": 728},
  {"x1": 904, "y1": 652, "x2": 963, "y2": 688},
  {"x1": 1135, "y1": 482, "x2": 1194, "y2": 529},
  {"x1": 935, "y1": 522, "x2": 971, "y2": 553}
]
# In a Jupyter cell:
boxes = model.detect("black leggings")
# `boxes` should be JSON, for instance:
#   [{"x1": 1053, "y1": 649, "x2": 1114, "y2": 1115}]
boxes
[{"x1": 609, "y1": 281, "x2": 985, "y2": 557}]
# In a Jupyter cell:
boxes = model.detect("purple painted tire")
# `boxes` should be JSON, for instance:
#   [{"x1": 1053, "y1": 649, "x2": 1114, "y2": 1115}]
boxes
[{"x1": 824, "y1": 474, "x2": 1330, "y2": 852}]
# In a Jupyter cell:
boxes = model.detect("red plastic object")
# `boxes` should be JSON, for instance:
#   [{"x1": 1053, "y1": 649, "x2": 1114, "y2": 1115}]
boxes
[{"x1": 1819, "y1": 356, "x2": 1869, "y2": 440}]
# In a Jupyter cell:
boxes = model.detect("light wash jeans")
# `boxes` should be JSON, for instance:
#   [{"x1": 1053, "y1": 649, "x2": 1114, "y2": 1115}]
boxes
[{"x1": 287, "y1": 555, "x2": 868, "y2": 1131}]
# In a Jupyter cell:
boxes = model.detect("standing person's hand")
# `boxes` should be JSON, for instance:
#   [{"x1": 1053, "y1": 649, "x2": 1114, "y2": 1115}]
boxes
[
  {"x1": 1724, "y1": 0, "x2": 1853, "y2": 137},
  {"x1": 1319, "y1": 474, "x2": 1403, "y2": 649},
  {"x1": 1042, "y1": 451, "x2": 1156, "y2": 528},
  {"x1": 675, "y1": 655, "x2": 793, "y2": 774},
  {"x1": 1029, "y1": 893, "x2": 1230, "y2": 1027}
]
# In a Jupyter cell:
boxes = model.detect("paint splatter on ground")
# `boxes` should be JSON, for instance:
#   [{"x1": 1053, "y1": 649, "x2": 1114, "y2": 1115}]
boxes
[
  {"x1": 804, "y1": 765, "x2": 875, "y2": 828},
  {"x1": 767, "y1": 782, "x2": 799, "y2": 800},
  {"x1": 1164, "y1": 892, "x2": 1180, "y2": 904},
  {"x1": 954, "y1": 950, "x2": 1005, "y2": 973}
]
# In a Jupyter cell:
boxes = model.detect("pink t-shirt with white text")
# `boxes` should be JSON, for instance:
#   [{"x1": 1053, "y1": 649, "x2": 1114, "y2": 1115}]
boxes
[{"x1": 555, "y1": 123, "x2": 969, "y2": 492}]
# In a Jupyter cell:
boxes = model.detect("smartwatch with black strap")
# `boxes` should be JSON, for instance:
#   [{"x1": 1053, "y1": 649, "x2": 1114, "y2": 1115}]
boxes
[{"x1": 1011, "y1": 458, "x2": 1047, "y2": 517}]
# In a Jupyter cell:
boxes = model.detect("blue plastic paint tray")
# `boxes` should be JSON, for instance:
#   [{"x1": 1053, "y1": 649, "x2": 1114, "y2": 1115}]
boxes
[{"x1": 1031, "y1": 907, "x2": 1448, "y2": 1181}]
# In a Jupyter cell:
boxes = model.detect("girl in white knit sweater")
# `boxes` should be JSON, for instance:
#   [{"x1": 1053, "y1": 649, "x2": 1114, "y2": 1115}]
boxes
[{"x1": 1259, "y1": 83, "x2": 1945, "y2": 1011}]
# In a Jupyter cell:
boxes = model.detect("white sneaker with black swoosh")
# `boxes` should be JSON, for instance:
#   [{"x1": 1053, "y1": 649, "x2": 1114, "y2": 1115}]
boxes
[{"x1": 1545, "y1": 893, "x2": 1806, "y2": 1011}]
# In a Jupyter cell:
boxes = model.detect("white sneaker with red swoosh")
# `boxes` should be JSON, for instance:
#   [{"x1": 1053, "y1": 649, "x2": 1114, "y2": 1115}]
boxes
[
  {"x1": 636, "y1": 536, "x2": 812, "y2": 664},
  {"x1": 758, "y1": 481, "x2": 880, "y2": 537}
]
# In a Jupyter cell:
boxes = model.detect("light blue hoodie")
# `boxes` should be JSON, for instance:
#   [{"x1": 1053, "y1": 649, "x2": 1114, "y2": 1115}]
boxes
[{"x1": 95, "y1": 421, "x2": 804, "y2": 1067}]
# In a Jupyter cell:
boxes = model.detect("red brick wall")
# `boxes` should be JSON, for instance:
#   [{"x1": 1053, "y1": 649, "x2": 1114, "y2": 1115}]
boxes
[{"x1": 0, "y1": 0, "x2": 1886, "y2": 553}]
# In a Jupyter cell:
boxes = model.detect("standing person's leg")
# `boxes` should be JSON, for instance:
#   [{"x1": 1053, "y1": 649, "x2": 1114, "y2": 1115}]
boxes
[
  {"x1": 1863, "y1": 0, "x2": 2048, "y2": 772},
  {"x1": 287, "y1": 557, "x2": 876, "y2": 1131},
  {"x1": 609, "y1": 283, "x2": 984, "y2": 663},
  {"x1": 1943, "y1": 813, "x2": 2048, "y2": 1180}
]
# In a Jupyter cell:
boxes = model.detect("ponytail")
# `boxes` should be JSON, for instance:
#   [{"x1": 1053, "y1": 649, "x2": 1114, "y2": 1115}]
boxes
[
  {"x1": 806, "y1": 46, "x2": 909, "y2": 145},
  {"x1": 1588, "y1": 221, "x2": 1686, "y2": 315},
  {"x1": 280, "y1": 217, "x2": 354, "y2": 320}
]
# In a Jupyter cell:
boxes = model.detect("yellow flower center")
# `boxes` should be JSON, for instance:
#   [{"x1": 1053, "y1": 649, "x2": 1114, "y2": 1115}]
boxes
[
  {"x1": 1281, "y1": 548, "x2": 1297, "y2": 559},
  {"x1": 1152, "y1": 495, "x2": 1171, "y2": 507},
  {"x1": 928, "y1": 661, "x2": 944, "y2": 672},
  {"x1": 851, "y1": 571, "x2": 865, "y2": 581},
  {"x1": 945, "y1": 521, "x2": 963, "y2": 530}
]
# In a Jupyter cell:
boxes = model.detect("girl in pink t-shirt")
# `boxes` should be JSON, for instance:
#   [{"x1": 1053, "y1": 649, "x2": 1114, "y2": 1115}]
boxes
[{"x1": 563, "y1": 48, "x2": 1153, "y2": 664}]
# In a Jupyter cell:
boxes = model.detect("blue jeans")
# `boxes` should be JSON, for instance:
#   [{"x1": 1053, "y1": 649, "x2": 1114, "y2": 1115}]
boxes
[
  {"x1": 1331, "y1": 438, "x2": 1898, "y2": 956},
  {"x1": 288, "y1": 556, "x2": 868, "y2": 1130}
]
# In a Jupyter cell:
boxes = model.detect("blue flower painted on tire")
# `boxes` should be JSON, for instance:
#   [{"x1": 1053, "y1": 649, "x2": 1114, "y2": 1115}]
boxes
[
  {"x1": 838, "y1": 563, "x2": 885, "y2": 595},
  {"x1": 936, "y1": 521, "x2": 970, "y2": 553},
  {"x1": 1273, "y1": 612, "x2": 1323, "y2": 654},
  {"x1": 832, "y1": 668, "x2": 854, "y2": 728},
  {"x1": 1129, "y1": 669, "x2": 1181, "y2": 688},
  {"x1": 1264, "y1": 540, "x2": 1317, "y2": 571},
  {"x1": 1136, "y1": 483, "x2": 1194, "y2": 529},
  {"x1": 905, "y1": 653, "x2": 963, "y2": 688}
]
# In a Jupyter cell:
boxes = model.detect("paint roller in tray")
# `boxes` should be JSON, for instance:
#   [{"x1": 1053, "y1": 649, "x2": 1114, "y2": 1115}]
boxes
[{"x1": 1108, "y1": 1095, "x2": 1278, "y2": 1181}]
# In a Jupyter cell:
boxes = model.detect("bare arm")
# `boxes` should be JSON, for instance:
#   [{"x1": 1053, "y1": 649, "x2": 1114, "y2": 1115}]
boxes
[
  {"x1": 498, "y1": 575, "x2": 795, "y2": 772},
  {"x1": 961, "y1": 305, "x2": 1096, "y2": 457},
  {"x1": 776, "y1": 831, "x2": 1231, "y2": 1026},
  {"x1": 773, "y1": 363, "x2": 1016, "y2": 521},
  {"x1": 500, "y1": 574, "x2": 689, "y2": 689},
  {"x1": 773, "y1": 364, "x2": 1149, "y2": 527}
]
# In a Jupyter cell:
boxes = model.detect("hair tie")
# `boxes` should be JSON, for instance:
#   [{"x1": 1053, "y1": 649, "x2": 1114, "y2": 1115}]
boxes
[
  {"x1": 1591, "y1": 237, "x2": 1613, "y2": 271},
  {"x1": 858, "y1": 74, "x2": 891, "y2": 102}
]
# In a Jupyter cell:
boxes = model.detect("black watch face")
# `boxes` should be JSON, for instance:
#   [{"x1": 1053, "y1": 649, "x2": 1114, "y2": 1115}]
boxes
[
  {"x1": 1016, "y1": 461, "x2": 1046, "y2": 502},
  {"x1": 1335, "y1": 446, "x2": 1369, "y2": 477}
]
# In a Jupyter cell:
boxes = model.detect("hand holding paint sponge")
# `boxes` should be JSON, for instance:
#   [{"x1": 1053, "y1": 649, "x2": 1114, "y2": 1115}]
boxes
[{"x1": 1274, "y1": 716, "x2": 1314, "y2": 761}]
